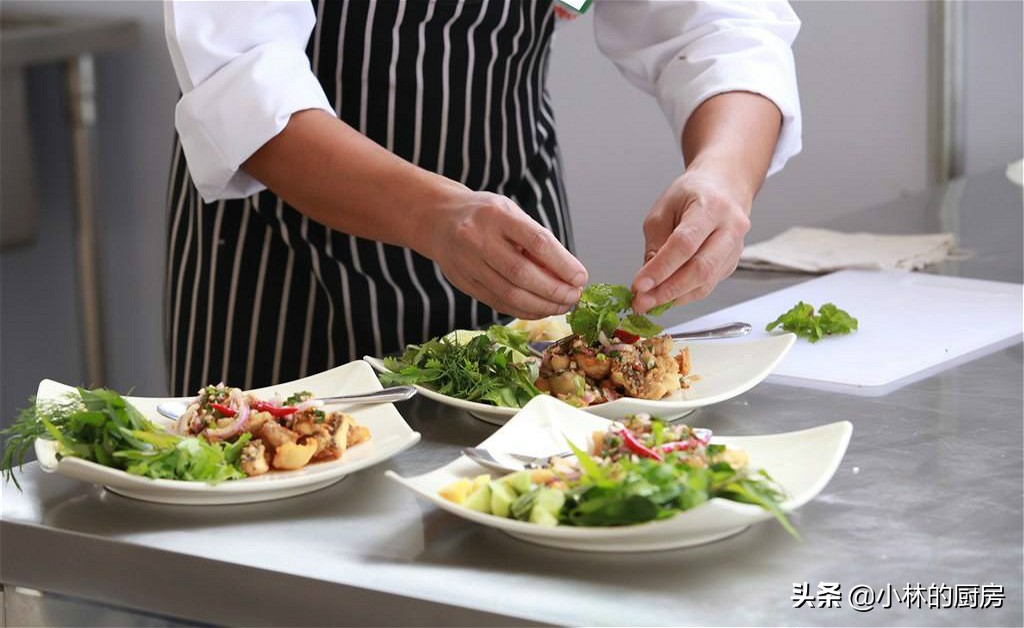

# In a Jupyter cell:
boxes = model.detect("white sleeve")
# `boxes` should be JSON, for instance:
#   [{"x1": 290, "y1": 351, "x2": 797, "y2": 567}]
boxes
[
  {"x1": 593, "y1": 0, "x2": 802, "y2": 176},
  {"x1": 164, "y1": 0, "x2": 336, "y2": 201}
]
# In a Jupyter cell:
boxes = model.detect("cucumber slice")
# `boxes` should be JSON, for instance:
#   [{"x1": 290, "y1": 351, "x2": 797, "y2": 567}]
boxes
[
  {"x1": 528, "y1": 505, "x2": 560, "y2": 527},
  {"x1": 501, "y1": 470, "x2": 532, "y2": 494},
  {"x1": 464, "y1": 482, "x2": 492, "y2": 514},
  {"x1": 534, "y1": 487, "x2": 566, "y2": 516},
  {"x1": 490, "y1": 481, "x2": 516, "y2": 518}
]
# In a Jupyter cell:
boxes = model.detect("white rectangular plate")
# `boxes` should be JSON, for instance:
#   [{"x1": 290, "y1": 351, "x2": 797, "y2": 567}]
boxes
[
  {"x1": 32, "y1": 361, "x2": 420, "y2": 505},
  {"x1": 388, "y1": 395, "x2": 851, "y2": 552}
]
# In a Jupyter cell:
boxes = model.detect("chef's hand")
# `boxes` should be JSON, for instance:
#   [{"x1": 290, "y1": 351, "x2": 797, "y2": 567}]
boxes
[
  {"x1": 630, "y1": 168, "x2": 751, "y2": 314},
  {"x1": 426, "y1": 191, "x2": 588, "y2": 320},
  {"x1": 630, "y1": 92, "x2": 781, "y2": 314}
]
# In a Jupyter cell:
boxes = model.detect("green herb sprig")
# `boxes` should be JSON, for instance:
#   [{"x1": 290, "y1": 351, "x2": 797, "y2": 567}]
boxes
[
  {"x1": 566, "y1": 283, "x2": 674, "y2": 344},
  {"x1": 560, "y1": 430, "x2": 797, "y2": 537},
  {"x1": 766, "y1": 301, "x2": 858, "y2": 343},
  {"x1": 381, "y1": 325, "x2": 540, "y2": 408},
  {"x1": 2, "y1": 388, "x2": 248, "y2": 488}
]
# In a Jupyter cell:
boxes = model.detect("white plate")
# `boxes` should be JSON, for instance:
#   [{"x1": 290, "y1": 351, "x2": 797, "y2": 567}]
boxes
[
  {"x1": 364, "y1": 333, "x2": 795, "y2": 424},
  {"x1": 32, "y1": 361, "x2": 421, "y2": 505},
  {"x1": 388, "y1": 394, "x2": 851, "y2": 552}
]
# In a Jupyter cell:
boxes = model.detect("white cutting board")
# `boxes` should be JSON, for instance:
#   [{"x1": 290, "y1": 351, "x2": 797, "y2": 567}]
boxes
[{"x1": 667, "y1": 270, "x2": 1023, "y2": 396}]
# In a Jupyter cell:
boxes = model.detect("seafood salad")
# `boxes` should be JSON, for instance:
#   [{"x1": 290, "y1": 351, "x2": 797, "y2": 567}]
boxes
[
  {"x1": 536, "y1": 332, "x2": 691, "y2": 406},
  {"x1": 176, "y1": 385, "x2": 371, "y2": 476},
  {"x1": 535, "y1": 283, "x2": 692, "y2": 407}
]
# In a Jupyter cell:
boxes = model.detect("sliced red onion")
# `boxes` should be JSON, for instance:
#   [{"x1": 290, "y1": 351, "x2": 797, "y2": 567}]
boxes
[
  {"x1": 692, "y1": 428, "x2": 712, "y2": 444},
  {"x1": 175, "y1": 408, "x2": 194, "y2": 435},
  {"x1": 203, "y1": 400, "x2": 251, "y2": 441},
  {"x1": 606, "y1": 343, "x2": 633, "y2": 353}
]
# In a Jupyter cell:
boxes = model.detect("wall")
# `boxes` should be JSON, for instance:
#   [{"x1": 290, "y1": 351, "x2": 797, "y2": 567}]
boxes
[
  {"x1": 1, "y1": 0, "x2": 176, "y2": 427},
  {"x1": 963, "y1": 0, "x2": 1024, "y2": 174},
  {"x1": 1, "y1": 0, "x2": 1021, "y2": 427},
  {"x1": 548, "y1": 0, "x2": 935, "y2": 288}
]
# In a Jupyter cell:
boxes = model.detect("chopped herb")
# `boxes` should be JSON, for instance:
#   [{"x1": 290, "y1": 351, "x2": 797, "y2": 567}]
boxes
[{"x1": 766, "y1": 301, "x2": 858, "y2": 343}]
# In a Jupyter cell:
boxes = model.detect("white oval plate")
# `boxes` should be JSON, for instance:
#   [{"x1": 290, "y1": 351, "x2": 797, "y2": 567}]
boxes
[
  {"x1": 388, "y1": 394, "x2": 851, "y2": 552},
  {"x1": 32, "y1": 361, "x2": 421, "y2": 505},
  {"x1": 364, "y1": 333, "x2": 795, "y2": 424}
]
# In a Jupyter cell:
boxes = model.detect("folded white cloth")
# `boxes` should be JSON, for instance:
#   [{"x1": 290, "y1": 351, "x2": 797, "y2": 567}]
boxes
[
  {"x1": 739, "y1": 227, "x2": 957, "y2": 273},
  {"x1": 1007, "y1": 159, "x2": 1023, "y2": 187}
]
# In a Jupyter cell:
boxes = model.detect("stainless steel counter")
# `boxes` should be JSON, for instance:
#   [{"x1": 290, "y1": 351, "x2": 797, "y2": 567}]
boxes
[{"x1": 2, "y1": 168, "x2": 1022, "y2": 627}]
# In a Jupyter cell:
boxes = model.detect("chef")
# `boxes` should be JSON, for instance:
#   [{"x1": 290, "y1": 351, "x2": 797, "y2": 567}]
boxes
[{"x1": 163, "y1": 0, "x2": 801, "y2": 395}]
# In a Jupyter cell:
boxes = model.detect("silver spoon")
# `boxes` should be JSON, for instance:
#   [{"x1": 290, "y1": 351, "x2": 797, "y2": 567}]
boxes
[
  {"x1": 156, "y1": 386, "x2": 417, "y2": 422},
  {"x1": 527, "y1": 321, "x2": 752, "y2": 358}
]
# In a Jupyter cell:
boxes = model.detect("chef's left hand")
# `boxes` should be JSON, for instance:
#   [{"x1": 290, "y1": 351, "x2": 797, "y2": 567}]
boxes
[{"x1": 631, "y1": 167, "x2": 751, "y2": 314}]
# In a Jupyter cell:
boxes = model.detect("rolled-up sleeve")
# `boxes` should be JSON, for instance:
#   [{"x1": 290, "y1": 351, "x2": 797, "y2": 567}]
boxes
[
  {"x1": 164, "y1": 1, "x2": 336, "y2": 201},
  {"x1": 594, "y1": 0, "x2": 802, "y2": 176}
]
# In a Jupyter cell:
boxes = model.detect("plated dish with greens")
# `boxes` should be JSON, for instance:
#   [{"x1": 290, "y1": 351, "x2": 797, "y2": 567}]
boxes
[
  {"x1": 2, "y1": 361, "x2": 419, "y2": 505},
  {"x1": 365, "y1": 283, "x2": 797, "y2": 423},
  {"x1": 388, "y1": 395, "x2": 852, "y2": 551}
]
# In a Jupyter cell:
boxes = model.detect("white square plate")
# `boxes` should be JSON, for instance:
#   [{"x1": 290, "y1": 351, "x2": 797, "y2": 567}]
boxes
[
  {"x1": 32, "y1": 361, "x2": 420, "y2": 505},
  {"x1": 365, "y1": 333, "x2": 796, "y2": 424},
  {"x1": 388, "y1": 394, "x2": 851, "y2": 552}
]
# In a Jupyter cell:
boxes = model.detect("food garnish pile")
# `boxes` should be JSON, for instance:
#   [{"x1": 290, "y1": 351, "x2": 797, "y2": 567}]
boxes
[
  {"x1": 538, "y1": 283, "x2": 688, "y2": 407},
  {"x1": 177, "y1": 385, "x2": 370, "y2": 476},
  {"x1": 1, "y1": 385, "x2": 370, "y2": 486},
  {"x1": 382, "y1": 283, "x2": 691, "y2": 408},
  {"x1": 439, "y1": 413, "x2": 796, "y2": 536}
]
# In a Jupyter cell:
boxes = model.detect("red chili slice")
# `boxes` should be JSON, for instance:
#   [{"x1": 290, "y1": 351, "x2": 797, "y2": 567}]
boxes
[
  {"x1": 612, "y1": 329, "x2": 641, "y2": 344},
  {"x1": 209, "y1": 402, "x2": 236, "y2": 418},
  {"x1": 252, "y1": 401, "x2": 299, "y2": 417}
]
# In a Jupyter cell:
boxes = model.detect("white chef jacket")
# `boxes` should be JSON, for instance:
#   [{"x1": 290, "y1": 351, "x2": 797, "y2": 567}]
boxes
[{"x1": 165, "y1": 0, "x2": 802, "y2": 202}]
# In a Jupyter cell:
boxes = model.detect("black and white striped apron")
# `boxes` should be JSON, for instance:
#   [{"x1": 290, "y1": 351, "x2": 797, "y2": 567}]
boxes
[{"x1": 165, "y1": 0, "x2": 574, "y2": 396}]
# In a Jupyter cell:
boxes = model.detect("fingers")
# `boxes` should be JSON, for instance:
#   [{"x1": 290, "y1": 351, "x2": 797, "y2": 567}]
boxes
[
  {"x1": 639, "y1": 201, "x2": 676, "y2": 265},
  {"x1": 502, "y1": 201, "x2": 588, "y2": 288},
  {"x1": 633, "y1": 229, "x2": 738, "y2": 313},
  {"x1": 469, "y1": 262, "x2": 573, "y2": 320},
  {"x1": 632, "y1": 201, "x2": 715, "y2": 296},
  {"x1": 485, "y1": 241, "x2": 581, "y2": 309}
]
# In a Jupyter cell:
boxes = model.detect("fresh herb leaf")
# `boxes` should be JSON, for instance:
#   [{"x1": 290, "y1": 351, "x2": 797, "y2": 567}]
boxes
[
  {"x1": 617, "y1": 314, "x2": 663, "y2": 338},
  {"x1": 766, "y1": 301, "x2": 857, "y2": 343},
  {"x1": 381, "y1": 326, "x2": 540, "y2": 408},
  {"x1": 566, "y1": 283, "x2": 672, "y2": 344},
  {"x1": 2, "y1": 388, "x2": 250, "y2": 488}
]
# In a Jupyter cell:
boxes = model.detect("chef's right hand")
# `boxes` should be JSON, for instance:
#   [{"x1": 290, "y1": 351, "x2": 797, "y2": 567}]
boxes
[{"x1": 424, "y1": 191, "x2": 588, "y2": 320}]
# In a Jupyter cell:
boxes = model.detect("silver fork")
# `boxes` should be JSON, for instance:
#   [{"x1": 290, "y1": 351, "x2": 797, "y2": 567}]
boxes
[
  {"x1": 461, "y1": 447, "x2": 573, "y2": 475},
  {"x1": 526, "y1": 321, "x2": 752, "y2": 358},
  {"x1": 156, "y1": 385, "x2": 417, "y2": 422}
]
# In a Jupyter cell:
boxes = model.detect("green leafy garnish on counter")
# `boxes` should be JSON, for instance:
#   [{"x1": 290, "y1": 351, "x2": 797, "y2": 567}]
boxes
[
  {"x1": 2, "y1": 388, "x2": 248, "y2": 488},
  {"x1": 566, "y1": 283, "x2": 674, "y2": 344},
  {"x1": 766, "y1": 301, "x2": 858, "y2": 343},
  {"x1": 381, "y1": 325, "x2": 541, "y2": 408}
]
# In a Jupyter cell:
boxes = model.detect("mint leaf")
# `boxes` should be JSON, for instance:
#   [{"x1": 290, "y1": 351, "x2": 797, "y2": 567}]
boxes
[
  {"x1": 567, "y1": 283, "x2": 672, "y2": 343},
  {"x1": 618, "y1": 314, "x2": 662, "y2": 337},
  {"x1": 766, "y1": 301, "x2": 857, "y2": 343}
]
